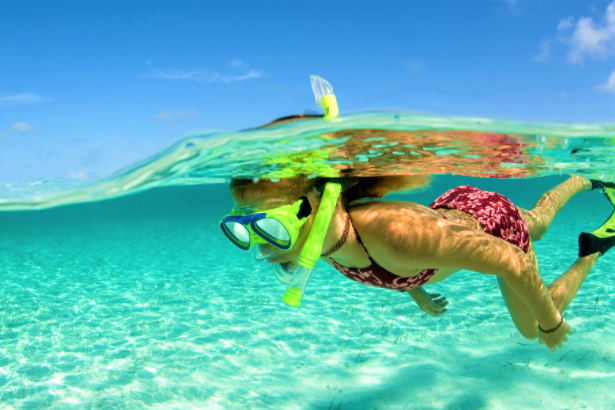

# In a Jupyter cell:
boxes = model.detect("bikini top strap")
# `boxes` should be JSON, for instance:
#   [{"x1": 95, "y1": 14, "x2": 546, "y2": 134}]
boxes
[
  {"x1": 343, "y1": 210, "x2": 446, "y2": 262},
  {"x1": 347, "y1": 210, "x2": 446, "y2": 260},
  {"x1": 347, "y1": 214, "x2": 373, "y2": 259}
]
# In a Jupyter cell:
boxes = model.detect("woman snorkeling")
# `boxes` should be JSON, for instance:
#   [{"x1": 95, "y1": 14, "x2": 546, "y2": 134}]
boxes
[
  {"x1": 222, "y1": 174, "x2": 615, "y2": 353},
  {"x1": 220, "y1": 76, "x2": 615, "y2": 352}
]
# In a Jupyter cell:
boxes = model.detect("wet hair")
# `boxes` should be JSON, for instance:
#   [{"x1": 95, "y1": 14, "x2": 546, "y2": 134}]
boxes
[
  {"x1": 242, "y1": 114, "x2": 324, "y2": 130},
  {"x1": 233, "y1": 114, "x2": 431, "y2": 205},
  {"x1": 339, "y1": 175, "x2": 430, "y2": 205},
  {"x1": 230, "y1": 175, "x2": 431, "y2": 207}
]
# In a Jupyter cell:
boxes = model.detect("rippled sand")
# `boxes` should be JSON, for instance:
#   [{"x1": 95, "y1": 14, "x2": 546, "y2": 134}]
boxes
[{"x1": 1, "y1": 176, "x2": 613, "y2": 410}]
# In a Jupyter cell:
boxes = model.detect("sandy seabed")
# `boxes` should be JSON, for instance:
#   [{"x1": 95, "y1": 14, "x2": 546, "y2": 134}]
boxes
[{"x1": 0, "y1": 179, "x2": 614, "y2": 410}]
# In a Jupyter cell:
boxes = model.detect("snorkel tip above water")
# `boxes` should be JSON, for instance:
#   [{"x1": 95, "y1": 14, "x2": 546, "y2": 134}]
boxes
[{"x1": 310, "y1": 75, "x2": 339, "y2": 119}]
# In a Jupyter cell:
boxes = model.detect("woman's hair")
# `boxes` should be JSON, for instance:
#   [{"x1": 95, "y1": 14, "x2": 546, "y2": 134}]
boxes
[
  {"x1": 341, "y1": 175, "x2": 430, "y2": 204},
  {"x1": 242, "y1": 114, "x2": 323, "y2": 130},
  {"x1": 233, "y1": 115, "x2": 431, "y2": 205},
  {"x1": 230, "y1": 175, "x2": 431, "y2": 206}
]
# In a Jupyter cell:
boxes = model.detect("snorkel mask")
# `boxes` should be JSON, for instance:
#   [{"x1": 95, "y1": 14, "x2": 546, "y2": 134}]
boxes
[
  {"x1": 220, "y1": 197, "x2": 312, "y2": 252},
  {"x1": 220, "y1": 181, "x2": 342, "y2": 307}
]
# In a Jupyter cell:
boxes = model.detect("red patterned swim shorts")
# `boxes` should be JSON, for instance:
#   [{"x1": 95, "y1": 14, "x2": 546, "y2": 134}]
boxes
[{"x1": 429, "y1": 185, "x2": 530, "y2": 253}]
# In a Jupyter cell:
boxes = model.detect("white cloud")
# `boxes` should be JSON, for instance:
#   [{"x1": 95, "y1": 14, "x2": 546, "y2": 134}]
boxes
[
  {"x1": 539, "y1": 3, "x2": 615, "y2": 63},
  {"x1": 406, "y1": 58, "x2": 426, "y2": 71},
  {"x1": 155, "y1": 111, "x2": 173, "y2": 122},
  {"x1": 504, "y1": 0, "x2": 523, "y2": 14},
  {"x1": 228, "y1": 59, "x2": 245, "y2": 68},
  {"x1": 12, "y1": 122, "x2": 38, "y2": 132},
  {"x1": 143, "y1": 67, "x2": 266, "y2": 84},
  {"x1": 0, "y1": 93, "x2": 45, "y2": 103},
  {"x1": 225, "y1": 70, "x2": 266, "y2": 82},
  {"x1": 557, "y1": 17, "x2": 574, "y2": 31},
  {"x1": 0, "y1": 132, "x2": 7, "y2": 141},
  {"x1": 35, "y1": 148, "x2": 61, "y2": 160},
  {"x1": 155, "y1": 109, "x2": 197, "y2": 122},
  {"x1": 177, "y1": 110, "x2": 197, "y2": 121},
  {"x1": 562, "y1": 1, "x2": 615, "y2": 64},
  {"x1": 67, "y1": 171, "x2": 87, "y2": 180},
  {"x1": 596, "y1": 71, "x2": 615, "y2": 94},
  {"x1": 148, "y1": 70, "x2": 198, "y2": 80},
  {"x1": 533, "y1": 40, "x2": 551, "y2": 61}
]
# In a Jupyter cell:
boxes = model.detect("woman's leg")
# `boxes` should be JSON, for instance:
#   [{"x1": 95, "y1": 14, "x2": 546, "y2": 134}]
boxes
[
  {"x1": 497, "y1": 240, "x2": 599, "y2": 339},
  {"x1": 518, "y1": 175, "x2": 591, "y2": 241}
]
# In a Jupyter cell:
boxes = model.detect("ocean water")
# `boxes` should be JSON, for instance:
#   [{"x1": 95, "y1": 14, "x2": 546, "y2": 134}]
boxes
[{"x1": 1, "y1": 112, "x2": 614, "y2": 409}]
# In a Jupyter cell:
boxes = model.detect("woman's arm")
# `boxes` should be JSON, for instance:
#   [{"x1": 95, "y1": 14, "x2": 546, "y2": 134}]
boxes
[
  {"x1": 363, "y1": 210, "x2": 562, "y2": 330},
  {"x1": 407, "y1": 287, "x2": 448, "y2": 316}
]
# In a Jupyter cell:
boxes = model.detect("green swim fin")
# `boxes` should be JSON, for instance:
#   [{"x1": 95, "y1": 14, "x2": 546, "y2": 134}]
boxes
[
  {"x1": 579, "y1": 187, "x2": 615, "y2": 257},
  {"x1": 590, "y1": 179, "x2": 615, "y2": 192}
]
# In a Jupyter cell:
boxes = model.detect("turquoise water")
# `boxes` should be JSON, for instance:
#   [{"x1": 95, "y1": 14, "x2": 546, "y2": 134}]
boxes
[{"x1": 1, "y1": 112, "x2": 615, "y2": 409}]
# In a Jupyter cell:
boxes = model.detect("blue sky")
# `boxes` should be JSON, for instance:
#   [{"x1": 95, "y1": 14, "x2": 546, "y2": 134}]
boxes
[{"x1": 1, "y1": 0, "x2": 614, "y2": 182}]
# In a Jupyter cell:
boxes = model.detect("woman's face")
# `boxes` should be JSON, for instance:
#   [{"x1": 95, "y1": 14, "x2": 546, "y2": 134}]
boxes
[{"x1": 230, "y1": 184, "x2": 317, "y2": 265}]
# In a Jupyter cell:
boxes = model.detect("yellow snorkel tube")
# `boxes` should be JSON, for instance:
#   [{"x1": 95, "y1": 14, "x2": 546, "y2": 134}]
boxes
[
  {"x1": 280, "y1": 182, "x2": 342, "y2": 307},
  {"x1": 271, "y1": 75, "x2": 341, "y2": 307}
]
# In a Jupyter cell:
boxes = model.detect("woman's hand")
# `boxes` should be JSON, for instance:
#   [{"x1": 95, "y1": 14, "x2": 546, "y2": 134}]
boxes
[
  {"x1": 537, "y1": 318, "x2": 573, "y2": 352},
  {"x1": 407, "y1": 287, "x2": 448, "y2": 316}
]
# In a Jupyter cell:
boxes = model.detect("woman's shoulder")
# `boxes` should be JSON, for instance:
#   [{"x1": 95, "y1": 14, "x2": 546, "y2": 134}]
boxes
[
  {"x1": 348, "y1": 200, "x2": 445, "y2": 249},
  {"x1": 347, "y1": 200, "x2": 451, "y2": 272}
]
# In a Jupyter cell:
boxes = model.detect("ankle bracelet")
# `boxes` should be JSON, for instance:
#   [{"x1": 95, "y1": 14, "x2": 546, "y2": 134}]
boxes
[{"x1": 538, "y1": 315, "x2": 564, "y2": 334}]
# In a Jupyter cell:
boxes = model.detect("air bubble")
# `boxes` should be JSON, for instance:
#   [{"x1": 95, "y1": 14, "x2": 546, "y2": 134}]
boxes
[
  {"x1": 561, "y1": 138, "x2": 569, "y2": 149},
  {"x1": 536, "y1": 135, "x2": 547, "y2": 152}
]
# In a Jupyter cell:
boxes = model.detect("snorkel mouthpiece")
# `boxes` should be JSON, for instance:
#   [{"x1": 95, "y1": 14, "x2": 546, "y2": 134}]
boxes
[
  {"x1": 281, "y1": 265, "x2": 314, "y2": 307},
  {"x1": 281, "y1": 182, "x2": 342, "y2": 307}
]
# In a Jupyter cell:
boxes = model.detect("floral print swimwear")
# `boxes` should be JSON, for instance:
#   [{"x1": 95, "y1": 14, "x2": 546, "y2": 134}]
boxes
[
  {"x1": 330, "y1": 185, "x2": 530, "y2": 291},
  {"x1": 430, "y1": 185, "x2": 530, "y2": 253}
]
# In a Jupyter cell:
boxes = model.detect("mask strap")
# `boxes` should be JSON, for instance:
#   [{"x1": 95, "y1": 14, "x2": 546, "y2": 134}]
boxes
[{"x1": 297, "y1": 196, "x2": 312, "y2": 219}]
